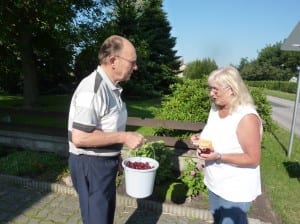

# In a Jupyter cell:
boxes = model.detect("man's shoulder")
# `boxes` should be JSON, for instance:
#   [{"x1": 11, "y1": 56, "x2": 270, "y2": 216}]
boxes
[{"x1": 76, "y1": 70, "x2": 104, "y2": 92}]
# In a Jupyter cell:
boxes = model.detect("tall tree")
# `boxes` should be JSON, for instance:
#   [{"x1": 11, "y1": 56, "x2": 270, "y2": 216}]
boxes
[
  {"x1": 136, "y1": 0, "x2": 180, "y2": 94},
  {"x1": 111, "y1": 0, "x2": 181, "y2": 97},
  {"x1": 239, "y1": 42, "x2": 300, "y2": 81},
  {"x1": 74, "y1": 0, "x2": 181, "y2": 98},
  {"x1": 0, "y1": 0, "x2": 106, "y2": 107},
  {"x1": 183, "y1": 58, "x2": 218, "y2": 79}
]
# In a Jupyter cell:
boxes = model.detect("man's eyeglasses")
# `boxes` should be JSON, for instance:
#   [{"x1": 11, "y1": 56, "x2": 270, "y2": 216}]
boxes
[{"x1": 115, "y1": 55, "x2": 137, "y2": 66}]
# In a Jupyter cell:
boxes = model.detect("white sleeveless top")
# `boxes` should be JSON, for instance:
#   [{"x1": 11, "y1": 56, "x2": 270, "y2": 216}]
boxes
[{"x1": 201, "y1": 105, "x2": 262, "y2": 202}]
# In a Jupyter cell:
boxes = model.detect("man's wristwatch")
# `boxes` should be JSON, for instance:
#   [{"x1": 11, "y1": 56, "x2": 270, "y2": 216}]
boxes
[{"x1": 216, "y1": 153, "x2": 222, "y2": 163}]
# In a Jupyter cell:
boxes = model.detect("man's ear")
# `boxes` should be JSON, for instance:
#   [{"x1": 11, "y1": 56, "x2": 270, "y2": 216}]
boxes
[{"x1": 110, "y1": 55, "x2": 118, "y2": 68}]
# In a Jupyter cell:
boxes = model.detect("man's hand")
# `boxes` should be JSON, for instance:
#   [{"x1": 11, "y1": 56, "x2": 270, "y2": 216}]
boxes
[{"x1": 124, "y1": 132, "x2": 144, "y2": 149}]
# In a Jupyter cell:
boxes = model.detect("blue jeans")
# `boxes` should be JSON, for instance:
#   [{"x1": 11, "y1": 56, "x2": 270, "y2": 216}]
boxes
[{"x1": 209, "y1": 190, "x2": 251, "y2": 224}]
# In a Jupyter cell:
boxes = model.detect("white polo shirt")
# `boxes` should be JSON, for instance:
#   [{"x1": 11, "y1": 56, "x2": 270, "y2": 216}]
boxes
[{"x1": 68, "y1": 66, "x2": 127, "y2": 156}]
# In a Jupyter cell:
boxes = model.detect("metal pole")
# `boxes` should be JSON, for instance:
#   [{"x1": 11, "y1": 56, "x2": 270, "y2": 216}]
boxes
[{"x1": 287, "y1": 67, "x2": 300, "y2": 158}]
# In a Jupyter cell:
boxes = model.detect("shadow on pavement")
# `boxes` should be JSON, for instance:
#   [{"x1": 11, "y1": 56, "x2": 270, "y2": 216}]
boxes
[
  {"x1": 0, "y1": 180, "x2": 49, "y2": 222},
  {"x1": 0, "y1": 176, "x2": 81, "y2": 223}
]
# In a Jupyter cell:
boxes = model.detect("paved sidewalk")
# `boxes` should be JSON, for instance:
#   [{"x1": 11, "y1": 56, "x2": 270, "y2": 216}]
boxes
[
  {"x1": 0, "y1": 175, "x2": 270, "y2": 224},
  {"x1": 0, "y1": 177, "x2": 211, "y2": 224}
]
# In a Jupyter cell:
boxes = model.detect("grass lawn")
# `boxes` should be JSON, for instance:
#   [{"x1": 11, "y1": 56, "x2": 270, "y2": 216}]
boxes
[
  {"x1": 0, "y1": 93, "x2": 300, "y2": 223},
  {"x1": 261, "y1": 125, "x2": 300, "y2": 224},
  {"x1": 264, "y1": 89, "x2": 297, "y2": 101}
]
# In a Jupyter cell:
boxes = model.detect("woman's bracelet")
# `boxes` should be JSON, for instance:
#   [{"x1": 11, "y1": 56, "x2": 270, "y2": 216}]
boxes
[{"x1": 216, "y1": 152, "x2": 222, "y2": 163}]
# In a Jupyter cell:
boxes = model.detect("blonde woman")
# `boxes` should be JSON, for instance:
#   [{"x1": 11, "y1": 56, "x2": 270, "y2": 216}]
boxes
[{"x1": 191, "y1": 66, "x2": 262, "y2": 224}]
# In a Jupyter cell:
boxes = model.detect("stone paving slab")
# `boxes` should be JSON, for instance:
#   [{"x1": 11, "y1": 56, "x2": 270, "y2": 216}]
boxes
[
  {"x1": 0, "y1": 175, "x2": 270, "y2": 224},
  {"x1": 0, "y1": 178, "x2": 211, "y2": 224}
]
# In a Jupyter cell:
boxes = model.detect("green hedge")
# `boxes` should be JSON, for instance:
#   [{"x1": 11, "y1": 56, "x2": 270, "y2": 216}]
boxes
[
  {"x1": 247, "y1": 80, "x2": 297, "y2": 94},
  {"x1": 156, "y1": 78, "x2": 273, "y2": 134}
]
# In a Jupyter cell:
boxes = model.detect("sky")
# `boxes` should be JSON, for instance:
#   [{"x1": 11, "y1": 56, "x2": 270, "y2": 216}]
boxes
[{"x1": 163, "y1": 0, "x2": 300, "y2": 67}]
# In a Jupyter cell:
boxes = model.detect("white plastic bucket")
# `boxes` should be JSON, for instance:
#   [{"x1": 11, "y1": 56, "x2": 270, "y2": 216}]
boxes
[{"x1": 122, "y1": 157, "x2": 159, "y2": 198}]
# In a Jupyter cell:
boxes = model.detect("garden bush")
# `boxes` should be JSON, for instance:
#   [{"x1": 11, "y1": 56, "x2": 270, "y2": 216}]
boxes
[
  {"x1": 179, "y1": 158, "x2": 207, "y2": 198},
  {"x1": 249, "y1": 87, "x2": 273, "y2": 132},
  {"x1": 247, "y1": 80, "x2": 297, "y2": 94},
  {"x1": 154, "y1": 78, "x2": 210, "y2": 137},
  {"x1": 155, "y1": 77, "x2": 273, "y2": 134},
  {"x1": 0, "y1": 149, "x2": 68, "y2": 182}
]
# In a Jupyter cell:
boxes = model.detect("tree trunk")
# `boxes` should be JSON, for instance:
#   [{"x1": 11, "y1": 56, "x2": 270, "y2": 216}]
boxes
[{"x1": 19, "y1": 24, "x2": 38, "y2": 108}]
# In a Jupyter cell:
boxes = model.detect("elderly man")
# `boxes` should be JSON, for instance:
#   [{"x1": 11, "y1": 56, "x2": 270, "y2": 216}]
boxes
[{"x1": 68, "y1": 35, "x2": 144, "y2": 224}]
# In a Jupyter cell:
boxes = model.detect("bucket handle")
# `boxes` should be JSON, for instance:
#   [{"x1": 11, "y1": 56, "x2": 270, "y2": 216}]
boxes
[{"x1": 134, "y1": 139, "x2": 156, "y2": 161}]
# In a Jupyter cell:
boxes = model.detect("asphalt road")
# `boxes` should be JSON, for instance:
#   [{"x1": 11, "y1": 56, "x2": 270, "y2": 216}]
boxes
[{"x1": 267, "y1": 95, "x2": 300, "y2": 137}]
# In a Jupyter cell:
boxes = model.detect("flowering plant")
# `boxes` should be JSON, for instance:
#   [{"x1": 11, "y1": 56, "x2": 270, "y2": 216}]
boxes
[{"x1": 179, "y1": 157, "x2": 207, "y2": 198}]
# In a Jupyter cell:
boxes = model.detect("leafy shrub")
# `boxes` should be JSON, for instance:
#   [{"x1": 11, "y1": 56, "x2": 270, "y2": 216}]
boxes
[
  {"x1": 154, "y1": 78, "x2": 210, "y2": 137},
  {"x1": 183, "y1": 58, "x2": 217, "y2": 79},
  {"x1": 179, "y1": 158, "x2": 207, "y2": 198},
  {"x1": 129, "y1": 140, "x2": 174, "y2": 184},
  {"x1": 0, "y1": 146, "x2": 19, "y2": 157},
  {"x1": 249, "y1": 87, "x2": 273, "y2": 132},
  {"x1": 0, "y1": 150, "x2": 68, "y2": 181},
  {"x1": 247, "y1": 80, "x2": 297, "y2": 94},
  {"x1": 156, "y1": 78, "x2": 273, "y2": 133},
  {"x1": 157, "y1": 78, "x2": 210, "y2": 122}
]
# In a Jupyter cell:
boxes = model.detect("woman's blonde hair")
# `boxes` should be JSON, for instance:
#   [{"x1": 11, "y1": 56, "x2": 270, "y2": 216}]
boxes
[{"x1": 208, "y1": 66, "x2": 255, "y2": 113}]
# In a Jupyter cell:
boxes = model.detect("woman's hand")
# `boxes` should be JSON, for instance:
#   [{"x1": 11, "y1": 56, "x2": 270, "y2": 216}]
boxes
[
  {"x1": 197, "y1": 149, "x2": 219, "y2": 161},
  {"x1": 190, "y1": 133, "x2": 200, "y2": 146}
]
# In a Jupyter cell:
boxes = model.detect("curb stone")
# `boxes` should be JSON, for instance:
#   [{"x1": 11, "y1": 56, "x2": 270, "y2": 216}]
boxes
[{"x1": 0, "y1": 174, "x2": 271, "y2": 224}]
